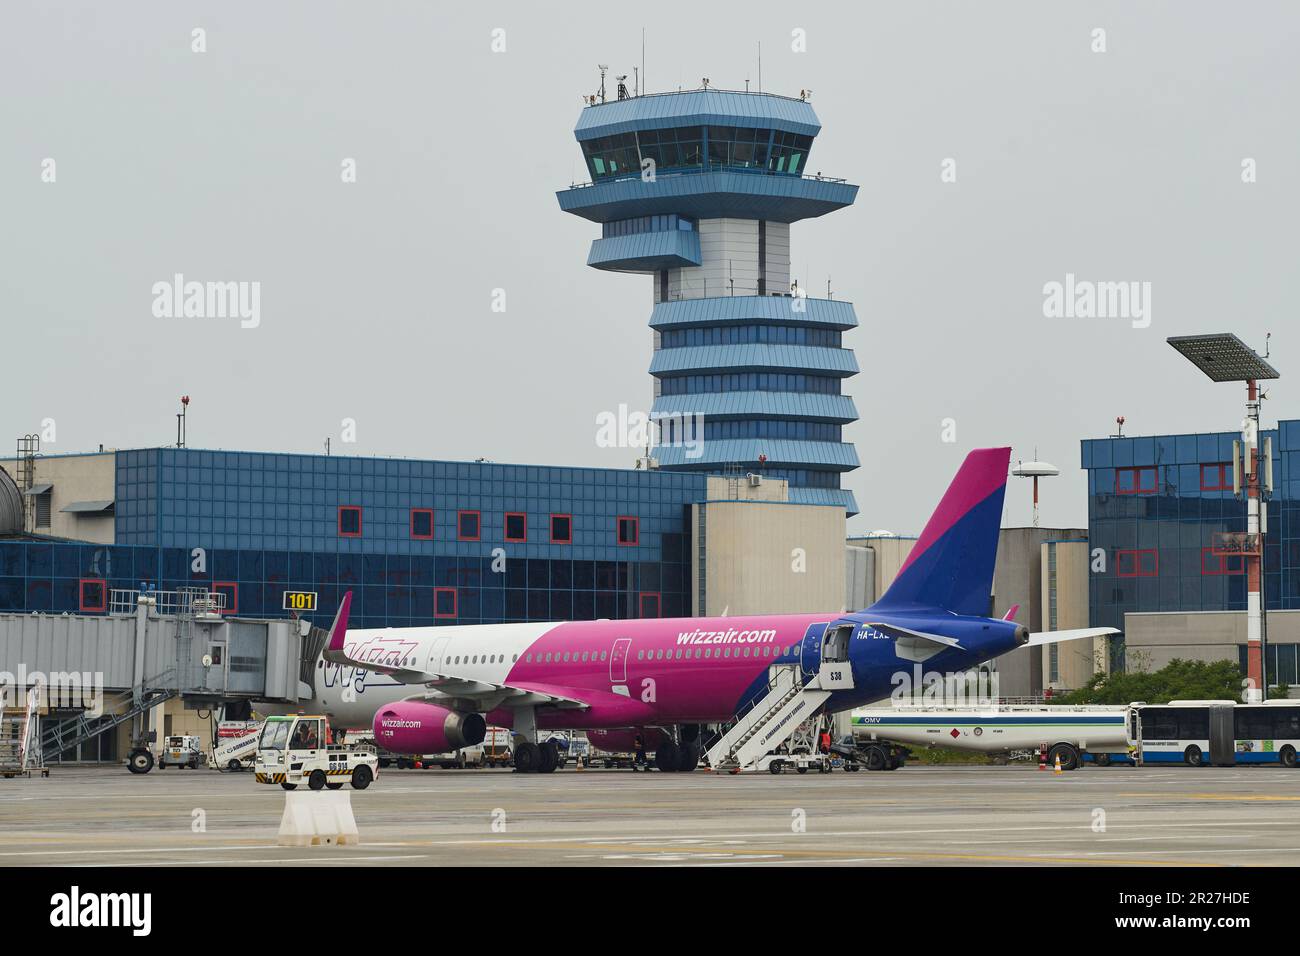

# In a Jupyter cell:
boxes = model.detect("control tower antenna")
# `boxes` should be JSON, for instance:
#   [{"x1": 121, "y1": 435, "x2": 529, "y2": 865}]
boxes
[
  {"x1": 642, "y1": 27, "x2": 646, "y2": 94},
  {"x1": 757, "y1": 41, "x2": 762, "y2": 93},
  {"x1": 597, "y1": 64, "x2": 608, "y2": 104},
  {"x1": 1011, "y1": 454, "x2": 1060, "y2": 528},
  {"x1": 616, "y1": 75, "x2": 629, "y2": 101}
]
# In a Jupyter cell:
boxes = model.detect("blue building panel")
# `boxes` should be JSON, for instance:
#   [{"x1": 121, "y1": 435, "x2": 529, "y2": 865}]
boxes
[
  {"x1": 648, "y1": 342, "x2": 858, "y2": 377},
  {"x1": 651, "y1": 390, "x2": 858, "y2": 424},
  {"x1": 557, "y1": 170, "x2": 857, "y2": 225},
  {"x1": 1082, "y1": 424, "x2": 1294, "y2": 644},
  {"x1": 649, "y1": 295, "x2": 857, "y2": 331},
  {"x1": 573, "y1": 90, "x2": 822, "y2": 140},
  {"x1": 587, "y1": 230, "x2": 701, "y2": 271},
  {"x1": 0, "y1": 448, "x2": 709, "y2": 629}
]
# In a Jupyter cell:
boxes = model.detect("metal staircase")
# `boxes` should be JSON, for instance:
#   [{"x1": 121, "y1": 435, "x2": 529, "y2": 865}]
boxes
[
  {"x1": 39, "y1": 671, "x2": 176, "y2": 763},
  {"x1": 0, "y1": 688, "x2": 45, "y2": 778},
  {"x1": 705, "y1": 664, "x2": 841, "y2": 772}
]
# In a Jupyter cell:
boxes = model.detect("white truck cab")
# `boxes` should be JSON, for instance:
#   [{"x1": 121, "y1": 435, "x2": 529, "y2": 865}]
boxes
[{"x1": 254, "y1": 715, "x2": 378, "y2": 791}]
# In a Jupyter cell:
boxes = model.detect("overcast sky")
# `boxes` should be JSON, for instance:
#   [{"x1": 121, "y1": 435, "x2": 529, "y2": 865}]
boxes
[{"x1": 2, "y1": 2, "x2": 1297, "y2": 534}]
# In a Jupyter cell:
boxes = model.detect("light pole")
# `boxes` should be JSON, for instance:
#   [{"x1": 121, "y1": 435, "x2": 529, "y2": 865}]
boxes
[{"x1": 1168, "y1": 334, "x2": 1279, "y2": 702}]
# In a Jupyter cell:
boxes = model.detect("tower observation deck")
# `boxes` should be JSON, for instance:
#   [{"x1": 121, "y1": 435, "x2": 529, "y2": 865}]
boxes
[{"x1": 558, "y1": 88, "x2": 860, "y2": 513}]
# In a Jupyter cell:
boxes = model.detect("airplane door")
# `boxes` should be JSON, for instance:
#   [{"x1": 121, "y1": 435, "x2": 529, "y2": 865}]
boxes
[
  {"x1": 800, "y1": 622, "x2": 828, "y2": 678},
  {"x1": 427, "y1": 636, "x2": 451, "y2": 674},
  {"x1": 610, "y1": 638, "x2": 631, "y2": 683}
]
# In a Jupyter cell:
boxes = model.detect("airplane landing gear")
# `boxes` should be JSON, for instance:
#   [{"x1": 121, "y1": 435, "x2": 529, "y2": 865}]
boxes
[{"x1": 514, "y1": 741, "x2": 541, "y2": 773}]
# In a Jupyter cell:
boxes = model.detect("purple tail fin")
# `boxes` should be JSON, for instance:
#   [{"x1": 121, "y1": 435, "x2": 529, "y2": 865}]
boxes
[{"x1": 869, "y1": 447, "x2": 1010, "y2": 617}]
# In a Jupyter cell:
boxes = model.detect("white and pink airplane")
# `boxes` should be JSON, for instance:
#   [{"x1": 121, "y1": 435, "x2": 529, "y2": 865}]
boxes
[{"x1": 308, "y1": 447, "x2": 1115, "y2": 772}]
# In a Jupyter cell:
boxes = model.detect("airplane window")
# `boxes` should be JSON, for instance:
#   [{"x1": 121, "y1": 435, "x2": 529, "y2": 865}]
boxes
[
  {"x1": 546, "y1": 652, "x2": 553, "y2": 662},
  {"x1": 724, "y1": 648, "x2": 731, "y2": 658},
  {"x1": 563, "y1": 652, "x2": 571, "y2": 662},
  {"x1": 581, "y1": 651, "x2": 589, "y2": 662},
  {"x1": 743, "y1": 648, "x2": 751, "y2": 658},
  {"x1": 675, "y1": 649, "x2": 682, "y2": 660},
  {"x1": 600, "y1": 651, "x2": 607, "y2": 661},
  {"x1": 637, "y1": 650, "x2": 644, "y2": 660},
  {"x1": 695, "y1": 649, "x2": 702, "y2": 659},
  {"x1": 525, "y1": 653, "x2": 532, "y2": 662},
  {"x1": 513, "y1": 654, "x2": 518, "y2": 662}
]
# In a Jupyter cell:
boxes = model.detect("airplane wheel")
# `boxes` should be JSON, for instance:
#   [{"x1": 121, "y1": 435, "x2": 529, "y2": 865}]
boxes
[
  {"x1": 127, "y1": 749, "x2": 153, "y2": 775},
  {"x1": 539, "y1": 741, "x2": 559, "y2": 773},
  {"x1": 655, "y1": 742, "x2": 680, "y2": 772},
  {"x1": 677, "y1": 743, "x2": 700, "y2": 772},
  {"x1": 351, "y1": 766, "x2": 373, "y2": 790},
  {"x1": 514, "y1": 742, "x2": 541, "y2": 773},
  {"x1": 308, "y1": 770, "x2": 327, "y2": 791}
]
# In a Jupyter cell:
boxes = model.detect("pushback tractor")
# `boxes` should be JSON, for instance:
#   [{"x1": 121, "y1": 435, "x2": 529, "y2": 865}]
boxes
[{"x1": 254, "y1": 714, "x2": 378, "y2": 791}]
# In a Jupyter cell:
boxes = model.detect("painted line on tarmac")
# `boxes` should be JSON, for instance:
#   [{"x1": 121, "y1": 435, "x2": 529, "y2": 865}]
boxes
[{"x1": 64, "y1": 854, "x2": 429, "y2": 867}]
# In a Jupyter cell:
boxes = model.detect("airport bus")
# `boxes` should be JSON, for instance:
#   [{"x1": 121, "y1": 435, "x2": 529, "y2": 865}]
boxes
[{"x1": 1127, "y1": 699, "x2": 1300, "y2": 767}]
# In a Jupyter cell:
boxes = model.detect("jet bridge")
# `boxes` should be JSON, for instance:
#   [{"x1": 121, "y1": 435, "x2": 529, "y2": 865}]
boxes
[{"x1": 0, "y1": 587, "x2": 317, "y2": 762}]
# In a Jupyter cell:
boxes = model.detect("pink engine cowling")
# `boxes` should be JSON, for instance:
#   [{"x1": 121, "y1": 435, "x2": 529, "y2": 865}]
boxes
[{"x1": 373, "y1": 701, "x2": 487, "y2": 754}]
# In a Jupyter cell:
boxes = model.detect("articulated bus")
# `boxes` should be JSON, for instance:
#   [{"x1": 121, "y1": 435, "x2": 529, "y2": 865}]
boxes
[{"x1": 1127, "y1": 700, "x2": 1300, "y2": 767}]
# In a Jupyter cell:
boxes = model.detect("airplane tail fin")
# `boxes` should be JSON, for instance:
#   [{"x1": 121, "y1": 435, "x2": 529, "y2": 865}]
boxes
[{"x1": 869, "y1": 447, "x2": 1010, "y2": 617}]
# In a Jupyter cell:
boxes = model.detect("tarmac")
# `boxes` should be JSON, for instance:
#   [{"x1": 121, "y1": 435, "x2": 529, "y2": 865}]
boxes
[{"x1": 2, "y1": 763, "x2": 1298, "y2": 866}]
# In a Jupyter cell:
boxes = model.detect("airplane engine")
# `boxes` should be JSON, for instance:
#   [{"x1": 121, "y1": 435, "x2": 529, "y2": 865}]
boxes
[{"x1": 373, "y1": 701, "x2": 487, "y2": 754}]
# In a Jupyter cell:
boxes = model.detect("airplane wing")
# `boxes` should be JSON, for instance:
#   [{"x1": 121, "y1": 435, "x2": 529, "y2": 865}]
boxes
[
  {"x1": 865, "y1": 620, "x2": 963, "y2": 663},
  {"x1": 320, "y1": 591, "x2": 589, "y2": 711},
  {"x1": 1025, "y1": 627, "x2": 1120, "y2": 647}
]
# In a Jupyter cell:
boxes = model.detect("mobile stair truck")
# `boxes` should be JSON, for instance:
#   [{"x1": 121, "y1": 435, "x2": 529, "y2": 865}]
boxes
[
  {"x1": 254, "y1": 714, "x2": 378, "y2": 791},
  {"x1": 212, "y1": 721, "x2": 263, "y2": 772}
]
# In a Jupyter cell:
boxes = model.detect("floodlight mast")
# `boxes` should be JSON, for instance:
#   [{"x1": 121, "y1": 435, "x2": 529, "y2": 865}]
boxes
[{"x1": 1167, "y1": 334, "x2": 1280, "y2": 702}]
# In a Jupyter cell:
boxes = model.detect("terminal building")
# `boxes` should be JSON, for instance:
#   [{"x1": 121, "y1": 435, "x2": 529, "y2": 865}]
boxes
[
  {"x1": 1083, "y1": 420, "x2": 1300, "y2": 690},
  {"x1": 0, "y1": 443, "x2": 849, "y2": 761}
]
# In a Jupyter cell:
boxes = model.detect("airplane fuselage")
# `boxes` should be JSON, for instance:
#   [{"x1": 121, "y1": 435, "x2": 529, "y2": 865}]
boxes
[{"x1": 305, "y1": 609, "x2": 1027, "y2": 733}]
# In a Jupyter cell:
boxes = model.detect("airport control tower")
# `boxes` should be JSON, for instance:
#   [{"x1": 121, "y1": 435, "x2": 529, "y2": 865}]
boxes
[{"x1": 558, "y1": 84, "x2": 860, "y2": 513}]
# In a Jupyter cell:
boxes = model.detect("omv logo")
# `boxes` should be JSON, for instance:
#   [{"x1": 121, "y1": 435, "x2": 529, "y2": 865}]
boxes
[{"x1": 322, "y1": 662, "x2": 369, "y2": 694}]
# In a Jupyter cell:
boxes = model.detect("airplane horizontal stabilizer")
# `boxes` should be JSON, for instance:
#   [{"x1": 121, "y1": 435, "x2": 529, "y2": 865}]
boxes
[{"x1": 1025, "y1": 627, "x2": 1120, "y2": 647}]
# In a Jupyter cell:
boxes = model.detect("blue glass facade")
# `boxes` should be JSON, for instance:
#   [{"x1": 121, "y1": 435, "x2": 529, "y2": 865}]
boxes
[
  {"x1": 1, "y1": 448, "x2": 706, "y2": 629},
  {"x1": 1082, "y1": 421, "x2": 1300, "y2": 637}
]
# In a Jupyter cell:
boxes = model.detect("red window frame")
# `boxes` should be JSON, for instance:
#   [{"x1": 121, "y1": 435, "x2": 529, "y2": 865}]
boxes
[
  {"x1": 338, "y1": 505, "x2": 363, "y2": 537},
  {"x1": 456, "y1": 510, "x2": 481, "y2": 542},
  {"x1": 639, "y1": 592, "x2": 661, "y2": 618},
  {"x1": 78, "y1": 578, "x2": 107, "y2": 613},
  {"x1": 1114, "y1": 466, "x2": 1158, "y2": 495},
  {"x1": 1201, "y1": 547, "x2": 1244, "y2": 576},
  {"x1": 1116, "y1": 549, "x2": 1158, "y2": 578},
  {"x1": 616, "y1": 515, "x2": 640, "y2": 546},
  {"x1": 549, "y1": 513, "x2": 573, "y2": 544},
  {"x1": 410, "y1": 508, "x2": 434, "y2": 540},
  {"x1": 434, "y1": 586, "x2": 458, "y2": 619},
  {"x1": 212, "y1": 581, "x2": 239, "y2": 615},
  {"x1": 1200, "y1": 462, "x2": 1232, "y2": 492},
  {"x1": 504, "y1": 512, "x2": 528, "y2": 543}
]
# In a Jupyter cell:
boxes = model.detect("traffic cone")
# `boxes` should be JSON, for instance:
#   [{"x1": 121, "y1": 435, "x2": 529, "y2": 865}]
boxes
[{"x1": 1053, "y1": 754, "x2": 1063, "y2": 775}]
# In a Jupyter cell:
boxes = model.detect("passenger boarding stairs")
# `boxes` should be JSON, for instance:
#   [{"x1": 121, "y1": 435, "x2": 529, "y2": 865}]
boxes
[
  {"x1": 212, "y1": 730, "x2": 261, "y2": 771},
  {"x1": 705, "y1": 662, "x2": 850, "y2": 772},
  {"x1": 0, "y1": 688, "x2": 44, "y2": 778}
]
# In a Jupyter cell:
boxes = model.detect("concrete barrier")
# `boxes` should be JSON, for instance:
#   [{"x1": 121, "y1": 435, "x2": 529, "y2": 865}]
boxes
[{"x1": 277, "y1": 791, "x2": 360, "y2": 847}]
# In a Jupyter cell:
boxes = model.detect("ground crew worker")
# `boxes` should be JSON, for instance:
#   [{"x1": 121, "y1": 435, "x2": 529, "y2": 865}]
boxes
[{"x1": 633, "y1": 732, "x2": 646, "y2": 771}]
